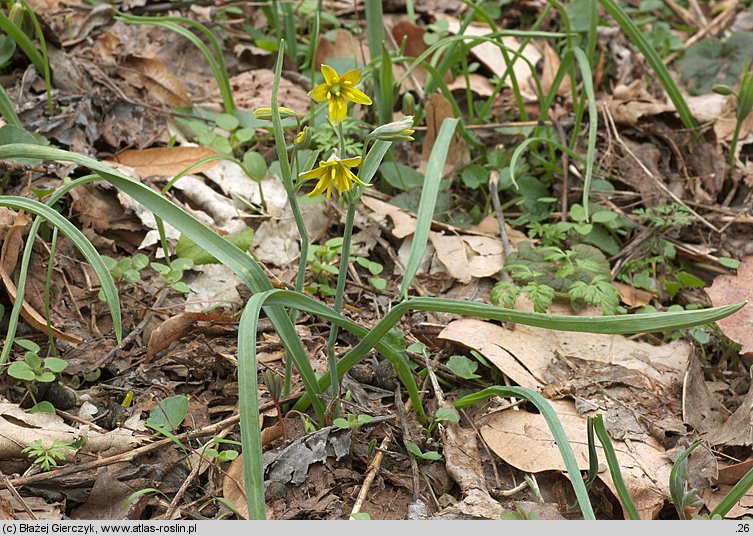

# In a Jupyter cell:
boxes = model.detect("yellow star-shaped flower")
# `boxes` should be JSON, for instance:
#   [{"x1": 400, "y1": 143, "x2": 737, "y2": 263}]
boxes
[
  {"x1": 309, "y1": 65, "x2": 372, "y2": 124},
  {"x1": 300, "y1": 153, "x2": 366, "y2": 199}
]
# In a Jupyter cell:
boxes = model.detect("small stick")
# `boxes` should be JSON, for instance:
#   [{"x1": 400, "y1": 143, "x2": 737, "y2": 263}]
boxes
[
  {"x1": 394, "y1": 387, "x2": 421, "y2": 502},
  {"x1": 489, "y1": 170, "x2": 512, "y2": 260},
  {"x1": 350, "y1": 431, "x2": 392, "y2": 517},
  {"x1": 3, "y1": 477, "x2": 37, "y2": 520}
]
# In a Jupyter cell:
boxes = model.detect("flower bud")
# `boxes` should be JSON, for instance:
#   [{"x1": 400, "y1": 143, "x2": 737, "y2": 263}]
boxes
[
  {"x1": 369, "y1": 116, "x2": 415, "y2": 142},
  {"x1": 253, "y1": 107, "x2": 298, "y2": 121},
  {"x1": 402, "y1": 93, "x2": 416, "y2": 117},
  {"x1": 294, "y1": 126, "x2": 311, "y2": 150}
]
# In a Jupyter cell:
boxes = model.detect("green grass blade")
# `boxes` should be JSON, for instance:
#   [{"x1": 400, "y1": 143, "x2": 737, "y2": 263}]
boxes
[
  {"x1": 455, "y1": 386, "x2": 595, "y2": 519},
  {"x1": 669, "y1": 440, "x2": 702, "y2": 519},
  {"x1": 0, "y1": 196, "x2": 121, "y2": 364},
  {"x1": 570, "y1": 47, "x2": 597, "y2": 220},
  {"x1": 0, "y1": 11, "x2": 45, "y2": 76},
  {"x1": 20, "y1": 0, "x2": 52, "y2": 113},
  {"x1": 592, "y1": 414, "x2": 640, "y2": 519},
  {"x1": 399, "y1": 117, "x2": 459, "y2": 299},
  {"x1": 359, "y1": 140, "x2": 392, "y2": 188},
  {"x1": 0, "y1": 85, "x2": 22, "y2": 128},
  {"x1": 599, "y1": 0, "x2": 696, "y2": 130},
  {"x1": 0, "y1": 144, "x2": 326, "y2": 420},
  {"x1": 237, "y1": 290, "x2": 272, "y2": 520},
  {"x1": 711, "y1": 461, "x2": 753, "y2": 518}
]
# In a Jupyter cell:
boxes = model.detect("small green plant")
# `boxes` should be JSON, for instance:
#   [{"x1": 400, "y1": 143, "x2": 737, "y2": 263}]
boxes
[
  {"x1": 333, "y1": 413, "x2": 374, "y2": 430},
  {"x1": 150, "y1": 258, "x2": 194, "y2": 294},
  {"x1": 201, "y1": 437, "x2": 240, "y2": 463},
  {"x1": 501, "y1": 505, "x2": 540, "y2": 520},
  {"x1": 426, "y1": 407, "x2": 460, "y2": 437},
  {"x1": 102, "y1": 253, "x2": 149, "y2": 285},
  {"x1": 22, "y1": 438, "x2": 79, "y2": 471},
  {"x1": 7, "y1": 339, "x2": 67, "y2": 382},
  {"x1": 492, "y1": 242, "x2": 621, "y2": 314},
  {"x1": 405, "y1": 441, "x2": 442, "y2": 461},
  {"x1": 306, "y1": 238, "x2": 387, "y2": 296}
]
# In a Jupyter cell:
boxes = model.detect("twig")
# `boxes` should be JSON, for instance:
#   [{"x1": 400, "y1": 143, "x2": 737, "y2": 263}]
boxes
[
  {"x1": 459, "y1": 408, "x2": 500, "y2": 489},
  {"x1": 3, "y1": 394, "x2": 299, "y2": 489},
  {"x1": 489, "y1": 170, "x2": 512, "y2": 260},
  {"x1": 3, "y1": 477, "x2": 36, "y2": 520},
  {"x1": 350, "y1": 431, "x2": 392, "y2": 516},
  {"x1": 394, "y1": 387, "x2": 421, "y2": 502},
  {"x1": 664, "y1": 7, "x2": 736, "y2": 65}
]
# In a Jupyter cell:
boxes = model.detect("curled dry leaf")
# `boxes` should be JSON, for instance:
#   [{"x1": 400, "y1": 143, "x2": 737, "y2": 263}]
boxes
[
  {"x1": 118, "y1": 56, "x2": 191, "y2": 107},
  {"x1": 706, "y1": 256, "x2": 753, "y2": 356},
  {"x1": 146, "y1": 312, "x2": 237, "y2": 361},
  {"x1": 109, "y1": 146, "x2": 218, "y2": 178}
]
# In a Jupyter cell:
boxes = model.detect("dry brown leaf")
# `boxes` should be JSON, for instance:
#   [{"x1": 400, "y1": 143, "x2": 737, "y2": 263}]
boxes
[
  {"x1": 682, "y1": 352, "x2": 729, "y2": 437},
  {"x1": 702, "y1": 485, "x2": 753, "y2": 518},
  {"x1": 119, "y1": 56, "x2": 191, "y2": 107},
  {"x1": 146, "y1": 312, "x2": 237, "y2": 361},
  {"x1": 109, "y1": 146, "x2": 218, "y2": 178},
  {"x1": 444, "y1": 15, "x2": 540, "y2": 99},
  {"x1": 421, "y1": 93, "x2": 469, "y2": 175},
  {"x1": 446, "y1": 73, "x2": 496, "y2": 97},
  {"x1": 0, "y1": 212, "x2": 83, "y2": 345},
  {"x1": 225, "y1": 70, "x2": 310, "y2": 115},
  {"x1": 613, "y1": 281, "x2": 654, "y2": 308},
  {"x1": 480, "y1": 399, "x2": 672, "y2": 519},
  {"x1": 540, "y1": 41, "x2": 570, "y2": 97},
  {"x1": 361, "y1": 196, "x2": 417, "y2": 239},
  {"x1": 428, "y1": 232, "x2": 505, "y2": 284},
  {"x1": 701, "y1": 380, "x2": 753, "y2": 447},
  {"x1": 706, "y1": 256, "x2": 753, "y2": 357},
  {"x1": 316, "y1": 29, "x2": 368, "y2": 68}
]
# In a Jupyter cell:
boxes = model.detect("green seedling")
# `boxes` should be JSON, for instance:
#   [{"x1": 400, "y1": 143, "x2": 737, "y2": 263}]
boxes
[
  {"x1": 22, "y1": 438, "x2": 80, "y2": 471},
  {"x1": 150, "y1": 257, "x2": 193, "y2": 294},
  {"x1": 7, "y1": 339, "x2": 67, "y2": 383},
  {"x1": 405, "y1": 441, "x2": 441, "y2": 461},
  {"x1": 333, "y1": 413, "x2": 373, "y2": 430},
  {"x1": 201, "y1": 437, "x2": 240, "y2": 463},
  {"x1": 713, "y1": 60, "x2": 753, "y2": 166},
  {"x1": 426, "y1": 407, "x2": 460, "y2": 437}
]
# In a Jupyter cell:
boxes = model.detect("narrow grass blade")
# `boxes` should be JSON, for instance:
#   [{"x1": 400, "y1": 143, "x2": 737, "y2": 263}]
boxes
[
  {"x1": 0, "y1": 11, "x2": 45, "y2": 75},
  {"x1": 237, "y1": 290, "x2": 272, "y2": 520},
  {"x1": 399, "y1": 117, "x2": 459, "y2": 299},
  {"x1": 591, "y1": 414, "x2": 640, "y2": 519},
  {"x1": 0, "y1": 85, "x2": 22, "y2": 128},
  {"x1": 0, "y1": 196, "x2": 121, "y2": 364},
  {"x1": 599, "y1": 0, "x2": 696, "y2": 130},
  {"x1": 669, "y1": 440, "x2": 702, "y2": 519},
  {"x1": 0, "y1": 144, "x2": 327, "y2": 421},
  {"x1": 570, "y1": 47, "x2": 597, "y2": 220},
  {"x1": 454, "y1": 386, "x2": 595, "y2": 520}
]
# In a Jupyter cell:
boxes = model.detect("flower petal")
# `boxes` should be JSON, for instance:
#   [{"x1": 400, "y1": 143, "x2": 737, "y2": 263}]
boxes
[
  {"x1": 328, "y1": 96, "x2": 347, "y2": 123},
  {"x1": 339, "y1": 156, "x2": 362, "y2": 168},
  {"x1": 321, "y1": 64, "x2": 338, "y2": 85},
  {"x1": 309, "y1": 83, "x2": 330, "y2": 102},
  {"x1": 308, "y1": 175, "x2": 331, "y2": 198},
  {"x1": 342, "y1": 166, "x2": 368, "y2": 187},
  {"x1": 342, "y1": 86, "x2": 372, "y2": 106},
  {"x1": 299, "y1": 165, "x2": 326, "y2": 181},
  {"x1": 339, "y1": 68, "x2": 362, "y2": 86}
]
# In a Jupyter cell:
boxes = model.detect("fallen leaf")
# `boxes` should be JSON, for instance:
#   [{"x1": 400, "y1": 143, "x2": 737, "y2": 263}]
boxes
[
  {"x1": 701, "y1": 380, "x2": 753, "y2": 447},
  {"x1": 420, "y1": 93, "x2": 469, "y2": 175},
  {"x1": 224, "y1": 70, "x2": 310, "y2": 115},
  {"x1": 444, "y1": 15, "x2": 541, "y2": 100},
  {"x1": 146, "y1": 312, "x2": 237, "y2": 361},
  {"x1": 316, "y1": 29, "x2": 368, "y2": 68},
  {"x1": 119, "y1": 56, "x2": 191, "y2": 107},
  {"x1": 109, "y1": 146, "x2": 218, "y2": 178},
  {"x1": 0, "y1": 212, "x2": 83, "y2": 345},
  {"x1": 361, "y1": 196, "x2": 417, "y2": 239},
  {"x1": 429, "y1": 232, "x2": 505, "y2": 284},
  {"x1": 613, "y1": 281, "x2": 654, "y2": 308},
  {"x1": 682, "y1": 352, "x2": 729, "y2": 437},
  {"x1": 480, "y1": 398, "x2": 672, "y2": 519},
  {"x1": 446, "y1": 73, "x2": 496, "y2": 97},
  {"x1": 540, "y1": 41, "x2": 570, "y2": 97},
  {"x1": 706, "y1": 256, "x2": 753, "y2": 357}
]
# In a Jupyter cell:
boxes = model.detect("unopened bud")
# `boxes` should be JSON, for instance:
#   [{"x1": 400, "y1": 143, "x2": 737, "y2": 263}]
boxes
[
  {"x1": 402, "y1": 93, "x2": 416, "y2": 117},
  {"x1": 253, "y1": 107, "x2": 298, "y2": 121},
  {"x1": 294, "y1": 126, "x2": 311, "y2": 150},
  {"x1": 369, "y1": 116, "x2": 415, "y2": 142}
]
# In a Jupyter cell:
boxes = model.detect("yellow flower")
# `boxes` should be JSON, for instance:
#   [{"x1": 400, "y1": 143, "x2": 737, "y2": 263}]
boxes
[
  {"x1": 300, "y1": 152, "x2": 366, "y2": 199},
  {"x1": 309, "y1": 65, "x2": 372, "y2": 124}
]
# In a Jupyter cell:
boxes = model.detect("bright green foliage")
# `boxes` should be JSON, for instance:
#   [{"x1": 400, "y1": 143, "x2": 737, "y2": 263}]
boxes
[
  {"x1": 146, "y1": 395, "x2": 189, "y2": 434},
  {"x1": 150, "y1": 258, "x2": 194, "y2": 293},
  {"x1": 405, "y1": 441, "x2": 441, "y2": 461},
  {"x1": 8, "y1": 339, "x2": 67, "y2": 383},
  {"x1": 333, "y1": 413, "x2": 373, "y2": 430},
  {"x1": 22, "y1": 439, "x2": 78, "y2": 471},
  {"x1": 202, "y1": 437, "x2": 240, "y2": 462},
  {"x1": 446, "y1": 355, "x2": 481, "y2": 380},
  {"x1": 494, "y1": 242, "x2": 620, "y2": 314}
]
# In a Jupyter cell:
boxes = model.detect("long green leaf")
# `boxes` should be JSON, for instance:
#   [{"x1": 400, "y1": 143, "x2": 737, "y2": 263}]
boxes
[
  {"x1": 0, "y1": 11, "x2": 45, "y2": 75},
  {"x1": 599, "y1": 0, "x2": 696, "y2": 130},
  {"x1": 455, "y1": 386, "x2": 595, "y2": 519},
  {"x1": 570, "y1": 47, "x2": 597, "y2": 220},
  {"x1": 669, "y1": 440, "x2": 702, "y2": 519},
  {"x1": 711, "y1": 459, "x2": 753, "y2": 518},
  {"x1": 237, "y1": 291, "x2": 271, "y2": 520},
  {"x1": 0, "y1": 196, "x2": 121, "y2": 364},
  {"x1": 400, "y1": 117, "x2": 459, "y2": 299},
  {"x1": 0, "y1": 82, "x2": 22, "y2": 128},
  {"x1": 592, "y1": 414, "x2": 640, "y2": 519},
  {"x1": 0, "y1": 144, "x2": 326, "y2": 420}
]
